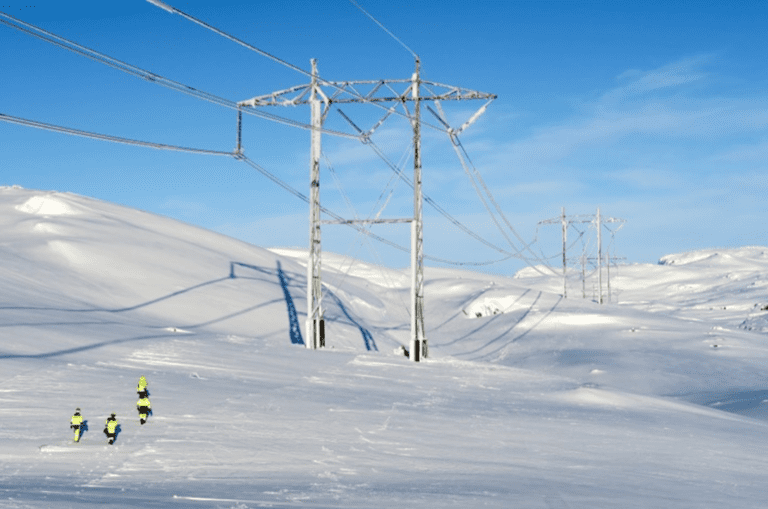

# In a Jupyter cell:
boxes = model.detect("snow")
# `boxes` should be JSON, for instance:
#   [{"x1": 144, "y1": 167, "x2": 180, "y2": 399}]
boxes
[
  {"x1": 2, "y1": 187, "x2": 768, "y2": 507},
  {"x1": 16, "y1": 194, "x2": 82, "y2": 216}
]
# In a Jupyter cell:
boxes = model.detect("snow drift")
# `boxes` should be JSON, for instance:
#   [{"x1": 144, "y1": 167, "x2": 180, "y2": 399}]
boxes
[{"x1": 2, "y1": 186, "x2": 768, "y2": 508}]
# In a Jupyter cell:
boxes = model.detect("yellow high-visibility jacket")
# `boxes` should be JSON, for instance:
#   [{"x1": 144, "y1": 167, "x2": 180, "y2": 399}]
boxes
[
  {"x1": 71, "y1": 414, "x2": 83, "y2": 426},
  {"x1": 105, "y1": 418, "x2": 118, "y2": 433},
  {"x1": 136, "y1": 397, "x2": 151, "y2": 409}
]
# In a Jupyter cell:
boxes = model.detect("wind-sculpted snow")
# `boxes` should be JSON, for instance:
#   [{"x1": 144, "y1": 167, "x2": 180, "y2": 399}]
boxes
[
  {"x1": 658, "y1": 246, "x2": 768, "y2": 267},
  {"x1": 2, "y1": 188, "x2": 768, "y2": 508},
  {"x1": 740, "y1": 303, "x2": 768, "y2": 332},
  {"x1": 16, "y1": 193, "x2": 83, "y2": 216}
]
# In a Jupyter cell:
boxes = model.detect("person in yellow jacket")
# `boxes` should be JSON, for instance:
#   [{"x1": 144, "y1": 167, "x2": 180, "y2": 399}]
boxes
[
  {"x1": 137, "y1": 375, "x2": 149, "y2": 398},
  {"x1": 70, "y1": 408, "x2": 84, "y2": 442},
  {"x1": 136, "y1": 396, "x2": 151, "y2": 425},
  {"x1": 103, "y1": 413, "x2": 118, "y2": 445}
]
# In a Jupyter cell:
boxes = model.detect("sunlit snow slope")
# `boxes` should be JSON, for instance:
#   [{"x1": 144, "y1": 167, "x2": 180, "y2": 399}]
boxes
[{"x1": 1, "y1": 186, "x2": 768, "y2": 508}]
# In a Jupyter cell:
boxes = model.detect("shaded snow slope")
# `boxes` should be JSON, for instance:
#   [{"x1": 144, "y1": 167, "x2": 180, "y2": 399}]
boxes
[
  {"x1": 2, "y1": 187, "x2": 768, "y2": 508},
  {"x1": 0, "y1": 187, "x2": 396, "y2": 354}
]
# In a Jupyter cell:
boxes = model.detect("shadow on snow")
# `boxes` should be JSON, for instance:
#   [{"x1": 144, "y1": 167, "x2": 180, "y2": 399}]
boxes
[
  {"x1": 0, "y1": 259, "x2": 381, "y2": 356},
  {"x1": 324, "y1": 287, "x2": 378, "y2": 352},
  {"x1": 232, "y1": 261, "x2": 304, "y2": 346}
]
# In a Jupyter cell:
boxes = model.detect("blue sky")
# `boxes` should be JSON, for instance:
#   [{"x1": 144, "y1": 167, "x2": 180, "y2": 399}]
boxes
[{"x1": 2, "y1": 1, "x2": 767, "y2": 276}]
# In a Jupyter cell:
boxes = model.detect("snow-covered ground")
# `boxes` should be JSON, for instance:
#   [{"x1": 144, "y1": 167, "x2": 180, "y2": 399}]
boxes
[{"x1": 2, "y1": 186, "x2": 768, "y2": 508}]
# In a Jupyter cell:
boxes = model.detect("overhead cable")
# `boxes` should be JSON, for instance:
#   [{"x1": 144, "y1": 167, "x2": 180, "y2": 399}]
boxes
[
  {"x1": 322, "y1": 151, "x2": 411, "y2": 317},
  {"x1": 0, "y1": 13, "x2": 358, "y2": 140},
  {"x1": 1, "y1": 10, "x2": 513, "y2": 268},
  {"x1": 146, "y1": 0, "x2": 310, "y2": 79},
  {"x1": 236, "y1": 154, "x2": 512, "y2": 266},
  {"x1": 426, "y1": 102, "x2": 553, "y2": 272},
  {"x1": 143, "y1": 1, "x2": 448, "y2": 133},
  {"x1": 449, "y1": 133, "x2": 558, "y2": 276},
  {"x1": 0, "y1": 113, "x2": 234, "y2": 156},
  {"x1": 0, "y1": 107, "x2": 511, "y2": 267},
  {"x1": 337, "y1": 109, "x2": 514, "y2": 257},
  {"x1": 457, "y1": 140, "x2": 548, "y2": 262},
  {"x1": 348, "y1": 0, "x2": 419, "y2": 59}
]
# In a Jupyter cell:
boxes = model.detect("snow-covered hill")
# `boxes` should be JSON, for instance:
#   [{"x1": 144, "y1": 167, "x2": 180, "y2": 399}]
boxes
[{"x1": 2, "y1": 186, "x2": 768, "y2": 508}]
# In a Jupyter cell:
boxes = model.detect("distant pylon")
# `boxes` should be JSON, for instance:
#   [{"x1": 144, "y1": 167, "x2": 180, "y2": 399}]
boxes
[{"x1": 538, "y1": 207, "x2": 625, "y2": 303}]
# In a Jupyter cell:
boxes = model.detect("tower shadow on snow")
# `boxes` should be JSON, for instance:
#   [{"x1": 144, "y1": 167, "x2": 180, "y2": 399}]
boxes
[
  {"x1": 231, "y1": 261, "x2": 304, "y2": 346},
  {"x1": 1, "y1": 259, "x2": 376, "y2": 357},
  {"x1": 276, "y1": 261, "x2": 304, "y2": 346},
  {"x1": 324, "y1": 288, "x2": 378, "y2": 352},
  {"x1": 234, "y1": 260, "x2": 376, "y2": 350}
]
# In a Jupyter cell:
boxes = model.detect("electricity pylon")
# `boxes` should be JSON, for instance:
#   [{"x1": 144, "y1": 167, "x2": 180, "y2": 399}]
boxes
[
  {"x1": 538, "y1": 207, "x2": 625, "y2": 303},
  {"x1": 238, "y1": 58, "x2": 495, "y2": 361}
]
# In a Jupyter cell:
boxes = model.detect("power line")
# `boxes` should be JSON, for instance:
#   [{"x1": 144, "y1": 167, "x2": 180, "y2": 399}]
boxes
[
  {"x1": 148, "y1": 0, "x2": 310, "y2": 77},
  {"x1": 144, "y1": 1, "x2": 451, "y2": 133},
  {"x1": 234, "y1": 155, "x2": 510, "y2": 266},
  {"x1": 0, "y1": 112, "x2": 234, "y2": 157},
  {"x1": 321, "y1": 151, "x2": 412, "y2": 318},
  {"x1": 233, "y1": 44, "x2": 502, "y2": 357},
  {"x1": 1, "y1": 10, "x2": 513, "y2": 269},
  {"x1": 348, "y1": 0, "x2": 419, "y2": 59},
  {"x1": 0, "y1": 113, "x2": 511, "y2": 269},
  {"x1": 336, "y1": 110, "x2": 515, "y2": 257},
  {"x1": 0, "y1": 12, "x2": 359, "y2": 140},
  {"x1": 424, "y1": 103, "x2": 558, "y2": 275},
  {"x1": 450, "y1": 133, "x2": 558, "y2": 276},
  {"x1": 455, "y1": 137, "x2": 557, "y2": 270}
]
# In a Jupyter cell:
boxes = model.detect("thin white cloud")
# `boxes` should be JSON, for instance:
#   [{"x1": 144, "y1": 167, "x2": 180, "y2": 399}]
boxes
[
  {"x1": 608, "y1": 54, "x2": 714, "y2": 101},
  {"x1": 481, "y1": 57, "x2": 768, "y2": 173}
]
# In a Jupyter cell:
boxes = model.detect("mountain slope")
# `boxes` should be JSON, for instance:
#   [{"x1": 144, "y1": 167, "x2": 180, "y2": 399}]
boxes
[{"x1": 2, "y1": 186, "x2": 768, "y2": 508}]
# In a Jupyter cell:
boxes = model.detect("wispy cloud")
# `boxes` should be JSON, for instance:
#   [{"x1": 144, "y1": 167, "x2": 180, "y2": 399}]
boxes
[
  {"x1": 479, "y1": 55, "x2": 768, "y2": 175},
  {"x1": 608, "y1": 54, "x2": 713, "y2": 101}
]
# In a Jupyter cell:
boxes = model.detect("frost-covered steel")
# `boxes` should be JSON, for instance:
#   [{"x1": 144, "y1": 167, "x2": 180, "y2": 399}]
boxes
[
  {"x1": 237, "y1": 79, "x2": 496, "y2": 109},
  {"x1": 410, "y1": 58, "x2": 426, "y2": 362},
  {"x1": 307, "y1": 59, "x2": 324, "y2": 350},
  {"x1": 238, "y1": 60, "x2": 495, "y2": 361}
]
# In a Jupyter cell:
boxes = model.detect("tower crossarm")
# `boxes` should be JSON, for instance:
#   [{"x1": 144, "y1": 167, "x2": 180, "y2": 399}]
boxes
[
  {"x1": 235, "y1": 58, "x2": 496, "y2": 362},
  {"x1": 238, "y1": 79, "x2": 495, "y2": 108}
]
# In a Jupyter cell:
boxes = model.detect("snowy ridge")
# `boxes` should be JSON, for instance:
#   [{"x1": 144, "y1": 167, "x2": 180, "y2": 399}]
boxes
[{"x1": 2, "y1": 187, "x2": 768, "y2": 508}]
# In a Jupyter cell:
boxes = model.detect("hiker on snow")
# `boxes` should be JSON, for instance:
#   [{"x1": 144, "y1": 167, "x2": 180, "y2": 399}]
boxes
[
  {"x1": 137, "y1": 395, "x2": 151, "y2": 425},
  {"x1": 103, "y1": 413, "x2": 118, "y2": 444},
  {"x1": 137, "y1": 375, "x2": 149, "y2": 398},
  {"x1": 70, "y1": 408, "x2": 83, "y2": 442}
]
